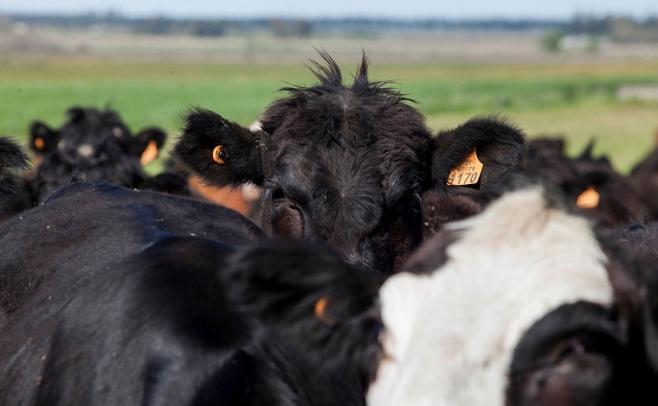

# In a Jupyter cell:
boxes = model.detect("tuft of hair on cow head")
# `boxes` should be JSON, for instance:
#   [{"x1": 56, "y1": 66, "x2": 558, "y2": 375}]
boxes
[
  {"x1": 131, "y1": 127, "x2": 167, "y2": 166},
  {"x1": 175, "y1": 108, "x2": 266, "y2": 187},
  {"x1": 29, "y1": 120, "x2": 60, "y2": 154},
  {"x1": 578, "y1": 138, "x2": 596, "y2": 160}
]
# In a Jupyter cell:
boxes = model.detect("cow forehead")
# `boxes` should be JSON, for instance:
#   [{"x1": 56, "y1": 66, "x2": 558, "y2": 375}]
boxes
[
  {"x1": 274, "y1": 146, "x2": 385, "y2": 193},
  {"x1": 368, "y1": 188, "x2": 614, "y2": 406}
]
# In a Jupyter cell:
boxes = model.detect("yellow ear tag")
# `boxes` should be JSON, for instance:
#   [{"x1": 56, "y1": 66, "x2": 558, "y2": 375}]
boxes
[
  {"x1": 446, "y1": 150, "x2": 484, "y2": 186},
  {"x1": 140, "y1": 140, "x2": 159, "y2": 165},
  {"x1": 212, "y1": 145, "x2": 226, "y2": 165},
  {"x1": 34, "y1": 137, "x2": 45, "y2": 150},
  {"x1": 576, "y1": 186, "x2": 600, "y2": 209}
]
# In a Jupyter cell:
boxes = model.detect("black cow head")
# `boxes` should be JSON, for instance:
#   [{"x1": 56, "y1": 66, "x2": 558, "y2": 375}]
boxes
[
  {"x1": 527, "y1": 138, "x2": 650, "y2": 227},
  {"x1": 28, "y1": 107, "x2": 168, "y2": 202},
  {"x1": 175, "y1": 52, "x2": 526, "y2": 274},
  {"x1": 30, "y1": 107, "x2": 165, "y2": 165},
  {"x1": 176, "y1": 52, "x2": 433, "y2": 274}
]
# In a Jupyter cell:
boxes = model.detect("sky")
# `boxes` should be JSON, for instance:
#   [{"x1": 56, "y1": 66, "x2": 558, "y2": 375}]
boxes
[{"x1": 1, "y1": 0, "x2": 658, "y2": 19}]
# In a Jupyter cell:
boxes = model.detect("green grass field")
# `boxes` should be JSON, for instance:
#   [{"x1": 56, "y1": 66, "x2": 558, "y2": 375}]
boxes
[{"x1": 1, "y1": 58, "x2": 658, "y2": 172}]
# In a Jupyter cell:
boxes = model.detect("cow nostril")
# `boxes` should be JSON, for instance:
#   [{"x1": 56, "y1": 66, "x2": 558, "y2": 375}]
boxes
[{"x1": 271, "y1": 188, "x2": 285, "y2": 200}]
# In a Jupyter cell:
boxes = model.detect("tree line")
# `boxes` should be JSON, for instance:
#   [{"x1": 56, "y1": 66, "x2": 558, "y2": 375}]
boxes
[{"x1": 2, "y1": 13, "x2": 658, "y2": 40}]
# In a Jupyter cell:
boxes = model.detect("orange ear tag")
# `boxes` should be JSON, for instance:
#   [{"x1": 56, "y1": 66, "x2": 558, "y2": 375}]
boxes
[
  {"x1": 576, "y1": 186, "x2": 600, "y2": 209},
  {"x1": 446, "y1": 150, "x2": 484, "y2": 186},
  {"x1": 34, "y1": 137, "x2": 45, "y2": 150},
  {"x1": 212, "y1": 145, "x2": 226, "y2": 165},
  {"x1": 314, "y1": 297, "x2": 335, "y2": 324},
  {"x1": 140, "y1": 140, "x2": 159, "y2": 165}
]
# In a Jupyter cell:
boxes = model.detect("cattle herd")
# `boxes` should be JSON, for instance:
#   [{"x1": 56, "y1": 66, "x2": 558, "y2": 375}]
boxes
[{"x1": 1, "y1": 52, "x2": 658, "y2": 405}]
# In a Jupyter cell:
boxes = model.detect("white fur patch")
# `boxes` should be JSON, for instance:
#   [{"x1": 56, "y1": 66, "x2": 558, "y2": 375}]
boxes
[
  {"x1": 248, "y1": 120, "x2": 262, "y2": 132},
  {"x1": 367, "y1": 187, "x2": 613, "y2": 406},
  {"x1": 77, "y1": 144, "x2": 95, "y2": 158}
]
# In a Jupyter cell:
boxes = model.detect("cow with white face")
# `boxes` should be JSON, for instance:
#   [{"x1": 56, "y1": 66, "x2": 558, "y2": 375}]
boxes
[{"x1": 368, "y1": 186, "x2": 657, "y2": 406}]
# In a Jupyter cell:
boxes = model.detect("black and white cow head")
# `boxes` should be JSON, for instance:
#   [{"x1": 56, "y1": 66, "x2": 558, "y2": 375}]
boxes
[
  {"x1": 175, "y1": 52, "x2": 526, "y2": 274},
  {"x1": 368, "y1": 186, "x2": 656, "y2": 405},
  {"x1": 28, "y1": 107, "x2": 167, "y2": 201}
]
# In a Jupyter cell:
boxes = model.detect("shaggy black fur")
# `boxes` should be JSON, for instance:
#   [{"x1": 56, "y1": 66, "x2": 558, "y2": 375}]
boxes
[
  {"x1": 176, "y1": 107, "x2": 266, "y2": 186},
  {"x1": 0, "y1": 138, "x2": 32, "y2": 222},
  {"x1": 603, "y1": 223, "x2": 658, "y2": 376},
  {"x1": 176, "y1": 52, "x2": 432, "y2": 274},
  {"x1": 0, "y1": 185, "x2": 381, "y2": 405},
  {"x1": 0, "y1": 182, "x2": 263, "y2": 317}
]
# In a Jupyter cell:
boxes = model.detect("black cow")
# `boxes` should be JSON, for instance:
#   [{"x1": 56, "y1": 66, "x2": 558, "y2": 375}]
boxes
[
  {"x1": 368, "y1": 184, "x2": 658, "y2": 405},
  {"x1": 28, "y1": 106, "x2": 187, "y2": 204},
  {"x1": 0, "y1": 182, "x2": 381, "y2": 405},
  {"x1": 175, "y1": 52, "x2": 526, "y2": 274},
  {"x1": 527, "y1": 137, "x2": 650, "y2": 226}
]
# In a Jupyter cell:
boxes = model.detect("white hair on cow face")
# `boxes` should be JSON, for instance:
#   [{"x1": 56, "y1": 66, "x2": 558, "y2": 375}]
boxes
[
  {"x1": 367, "y1": 187, "x2": 614, "y2": 406},
  {"x1": 248, "y1": 120, "x2": 262, "y2": 132}
]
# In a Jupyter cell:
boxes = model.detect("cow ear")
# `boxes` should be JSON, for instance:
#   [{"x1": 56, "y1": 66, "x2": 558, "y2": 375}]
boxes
[
  {"x1": 175, "y1": 108, "x2": 265, "y2": 187},
  {"x1": 430, "y1": 116, "x2": 526, "y2": 190},
  {"x1": 29, "y1": 121, "x2": 59, "y2": 154},
  {"x1": 133, "y1": 127, "x2": 166, "y2": 165}
]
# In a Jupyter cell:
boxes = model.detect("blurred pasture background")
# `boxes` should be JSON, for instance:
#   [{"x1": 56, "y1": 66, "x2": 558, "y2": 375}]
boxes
[{"x1": 1, "y1": 11, "x2": 658, "y2": 172}]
